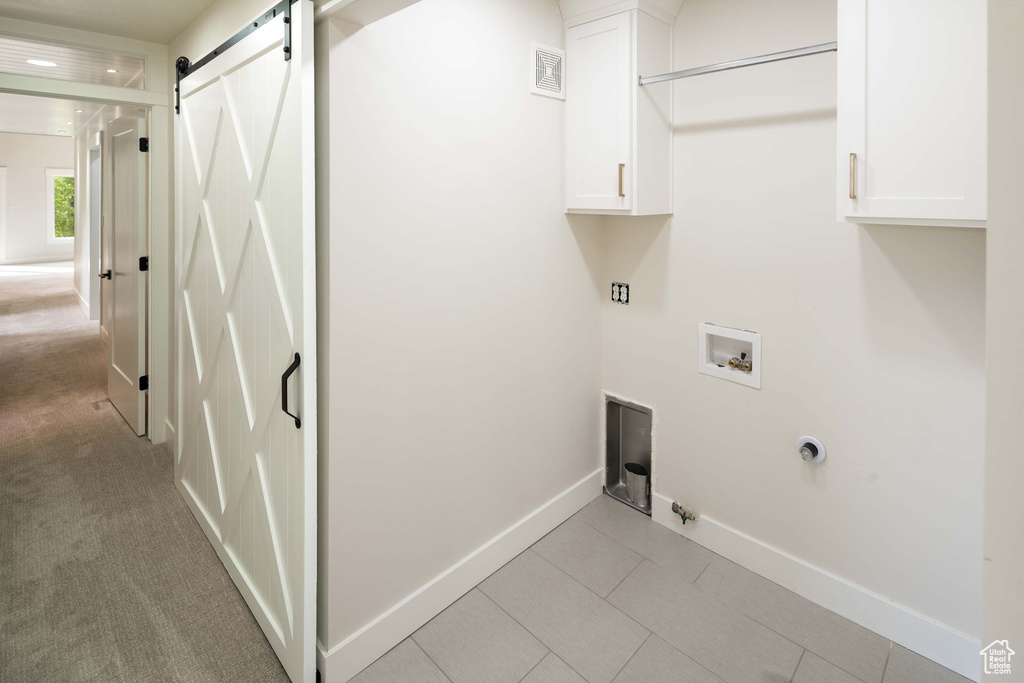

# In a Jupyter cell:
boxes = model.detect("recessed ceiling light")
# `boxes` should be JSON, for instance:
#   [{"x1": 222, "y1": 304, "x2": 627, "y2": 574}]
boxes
[
  {"x1": 66, "y1": 121, "x2": 73, "y2": 125},
  {"x1": 27, "y1": 59, "x2": 56, "y2": 67},
  {"x1": 58, "y1": 130, "x2": 66, "y2": 134},
  {"x1": 106, "y1": 69, "x2": 118, "y2": 73},
  {"x1": 75, "y1": 109, "x2": 84, "y2": 113}
]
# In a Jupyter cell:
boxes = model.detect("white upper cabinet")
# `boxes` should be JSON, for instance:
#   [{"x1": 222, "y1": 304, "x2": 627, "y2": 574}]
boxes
[
  {"x1": 562, "y1": 1, "x2": 677, "y2": 215},
  {"x1": 566, "y1": 13, "x2": 634, "y2": 213},
  {"x1": 837, "y1": 0, "x2": 987, "y2": 227}
]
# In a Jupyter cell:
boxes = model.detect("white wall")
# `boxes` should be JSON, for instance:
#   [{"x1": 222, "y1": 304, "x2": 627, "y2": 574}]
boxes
[
  {"x1": 985, "y1": 0, "x2": 1024, "y2": 676},
  {"x1": 603, "y1": 0, "x2": 983, "y2": 653},
  {"x1": 317, "y1": 0, "x2": 603, "y2": 657},
  {"x1": 72, "y1": 125, "x2": 99, "y2": 321},
  {"x1": 0, "y1": 132, "x2": 74, "y2": 265}
]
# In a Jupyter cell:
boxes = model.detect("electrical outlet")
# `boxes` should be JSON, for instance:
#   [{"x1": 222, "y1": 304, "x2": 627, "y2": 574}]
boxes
[{"x1": 611, "y1": 282, "x2": 629, "y2": 305}]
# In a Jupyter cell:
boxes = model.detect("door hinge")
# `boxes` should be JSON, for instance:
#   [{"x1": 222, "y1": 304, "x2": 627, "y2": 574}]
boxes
[
  {"x1": 139, "y1": 137, "x2": 149, "y2": 153},
  {"x1": 139, "y1": 256, "x2": 149, "y2": 272},
  {"x1": 139, "y1": 375, "x2": 149, "y2": 391}
]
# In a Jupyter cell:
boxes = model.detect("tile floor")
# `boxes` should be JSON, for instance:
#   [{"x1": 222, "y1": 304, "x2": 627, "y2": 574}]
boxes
[{"x1": 350, "y1": 494, "x2": 971, "y2": 683}]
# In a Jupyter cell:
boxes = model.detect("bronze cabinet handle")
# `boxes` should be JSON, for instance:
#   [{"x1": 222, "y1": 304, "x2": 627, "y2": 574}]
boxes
[
  {"x1": 849, "y1": 153, "x2": 857, "y2": 199},
  {"x1": 619, "y1": 163, "x2": 625, "y2": 198}
]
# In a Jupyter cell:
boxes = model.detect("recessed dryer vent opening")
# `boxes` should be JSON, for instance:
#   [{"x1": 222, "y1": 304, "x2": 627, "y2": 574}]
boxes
[{"x1": 605, "y1": 397, "x2": 652, "y2": 515}]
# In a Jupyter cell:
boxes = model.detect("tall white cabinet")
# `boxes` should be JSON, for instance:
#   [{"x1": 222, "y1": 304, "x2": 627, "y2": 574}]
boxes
[
  {"x1": 561, "y1": 1, "x2": 680, "y2": 216},
  {"x1": 837, "y1": 0, "x2": 987, "y2": 228}
]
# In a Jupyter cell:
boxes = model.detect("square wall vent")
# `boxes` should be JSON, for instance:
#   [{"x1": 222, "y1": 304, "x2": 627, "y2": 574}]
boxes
[
  {"x1": 530, "y1": 42, "x2": 565, "y2": 99},
  {"x1": 698, "y1": 323, "x2": 762, "y2": 389}
]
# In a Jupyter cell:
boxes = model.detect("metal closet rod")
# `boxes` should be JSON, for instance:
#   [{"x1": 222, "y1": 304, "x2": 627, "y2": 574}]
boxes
[{"x1": 639, "y1": 41, "x2": 838, "y2": 86}]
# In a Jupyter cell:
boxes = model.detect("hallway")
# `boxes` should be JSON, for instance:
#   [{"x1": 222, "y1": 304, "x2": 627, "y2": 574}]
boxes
[{"x1": 0, "y1": 263, "x2": 287, "y2": 682}]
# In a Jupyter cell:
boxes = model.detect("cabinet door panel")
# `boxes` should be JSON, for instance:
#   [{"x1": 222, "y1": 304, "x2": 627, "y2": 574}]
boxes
[
  {"x1": 838, "y1": 0, "x2": 986, "y2": 224},
  {"x1": 566, "y1": 12, "x2": 633, "y2": 211}
]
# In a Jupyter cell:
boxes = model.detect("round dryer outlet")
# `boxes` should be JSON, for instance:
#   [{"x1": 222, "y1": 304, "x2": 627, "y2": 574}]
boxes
[{"x1": 798, "y1": 436, "x2": 826, "y2": 463}]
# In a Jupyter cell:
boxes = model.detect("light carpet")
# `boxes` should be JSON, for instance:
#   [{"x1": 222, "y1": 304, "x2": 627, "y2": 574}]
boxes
[{"x1": 0, "y1": 263, "x2": 288, "y2": 682}]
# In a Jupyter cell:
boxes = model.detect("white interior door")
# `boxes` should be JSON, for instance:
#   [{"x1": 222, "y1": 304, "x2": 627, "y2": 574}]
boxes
[
  {"x1": 175, "y1": 2, "x2": 316, "y2": 681},
  {"x1": 107, "y1": 112, "x2": 148, "y2": 435},
  {"x1": 565, "y1": 12, "x2": 633, "y2": 212},
  {"x1": 88, "y1": 144, "x2": 102, "y2": 321},
  {"x1": 100, "y1": 151, "x2": 111, "y2": 343}
]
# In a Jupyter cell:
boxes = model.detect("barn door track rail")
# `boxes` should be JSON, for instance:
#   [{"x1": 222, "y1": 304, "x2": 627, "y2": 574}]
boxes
[
  {"x1": 639, "y1": 41, "x2": 837, "y2": 86},
  {"x1": 175, "y1": 0, "x2": 300, "y2": 113}
]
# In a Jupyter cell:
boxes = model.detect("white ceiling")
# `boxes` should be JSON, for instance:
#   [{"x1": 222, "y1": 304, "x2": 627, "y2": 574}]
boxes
[
  {"x1": 0, "y1": 0, "x2": 217, "y2": 45},
  {"x1": 0, "y1": 35, "x2": 145, "y2": 88},
  {"x1": 0, "y1": 92, "x2": 103, "y2": 137}
]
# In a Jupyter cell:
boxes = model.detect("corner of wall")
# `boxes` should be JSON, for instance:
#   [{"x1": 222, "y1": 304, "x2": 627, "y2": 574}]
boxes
[
  {"x1": 317, "y1": 469, "x2": 603, "y2": 683},
  {"x1": 984, "y1": 0, "x2": 1024, "y2": 669}
]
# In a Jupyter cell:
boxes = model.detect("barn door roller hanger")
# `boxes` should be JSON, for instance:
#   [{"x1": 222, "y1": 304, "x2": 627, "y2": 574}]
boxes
[{"x1": 175, "y1": 0, "x2": 302, "y2": 113}]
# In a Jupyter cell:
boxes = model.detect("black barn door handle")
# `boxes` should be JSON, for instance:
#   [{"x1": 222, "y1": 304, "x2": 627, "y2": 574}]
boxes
[{"x1": 281, "y1": 352, "x2": 301, "y2": 429}]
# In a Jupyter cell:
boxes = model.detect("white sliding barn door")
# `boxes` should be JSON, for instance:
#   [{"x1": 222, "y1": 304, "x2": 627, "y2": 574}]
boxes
[{"x1": 175, "y1": 2, "x2": 316, "y2": 681}]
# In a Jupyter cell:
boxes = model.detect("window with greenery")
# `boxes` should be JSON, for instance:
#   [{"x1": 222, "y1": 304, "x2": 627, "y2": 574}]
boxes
[
  {"x1": 53, "y1": 175, "x2": 74, "y2": 238},
  {"x1": 46, "y1": 169, "x2": 74, "y2": 244}
]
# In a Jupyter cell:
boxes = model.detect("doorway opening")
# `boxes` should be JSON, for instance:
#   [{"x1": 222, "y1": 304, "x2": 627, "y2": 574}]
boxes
[{"x1": 0, "y1": 90, "x2": 154, "y2": 434}]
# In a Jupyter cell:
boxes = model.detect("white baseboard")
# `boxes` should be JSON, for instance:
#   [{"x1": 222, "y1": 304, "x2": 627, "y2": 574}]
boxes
[
  {"x1": 74, "y1": 287, "x2": 90, "y2": 319},
  {"x1": 163, "y1": 419, "x2": 176, "y2": 454},
  {"x1": 0, "y1": 256, "x2": 73, "y2": 265},
  {"x1": 318, "y1": 468, "x2": 603, "y2": 683},
  {"x1": 651, "y1": 493, "x2": 981, "y2": 682}
]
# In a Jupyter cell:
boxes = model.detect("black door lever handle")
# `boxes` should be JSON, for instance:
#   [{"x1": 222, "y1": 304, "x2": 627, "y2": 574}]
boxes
[
  {"x1": 99, "y1": 270, "x2": 112, "y2": 280},
  {"x1": 281, "y1": 353, "x2": 301, "y2": 429}
]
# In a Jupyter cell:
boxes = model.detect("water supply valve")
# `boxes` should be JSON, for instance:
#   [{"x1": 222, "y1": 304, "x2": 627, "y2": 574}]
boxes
[
  {"x1": 671, "y1": 501, "x2": 698, "y2": 525},
  {"x1": 728, "y1": 352, "x2": 753, "y2": 373}
]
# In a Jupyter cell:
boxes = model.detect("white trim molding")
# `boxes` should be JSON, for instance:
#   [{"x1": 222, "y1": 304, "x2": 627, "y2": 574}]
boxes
[
  {"x1": 315, "y1": 0, "x2": 421, "y2": 26},
  {"x1": 74, "y1": 286, "x2": 90, "y2": 318},
  {"x1": 317, "y1": 468, "x2": 603, "y2": 683},
  {"x1": 0, "y1": 72, "x2": 167, "y2": 108},
  {"x1": 147, "y1": 104, "x2": 170, "y2": 445},
  {"x1": 558, "y1": 0, "x2": 686, "y2": 27},
  {"x1": 651, "y1": 493, "x2": 982, "y2": 682},
  {"x1": 0, "y1": 166, "x2": 7, "y2": 262},
  {"x1": 163, "y1": 418, "x2": 176, "y2": 458}
]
